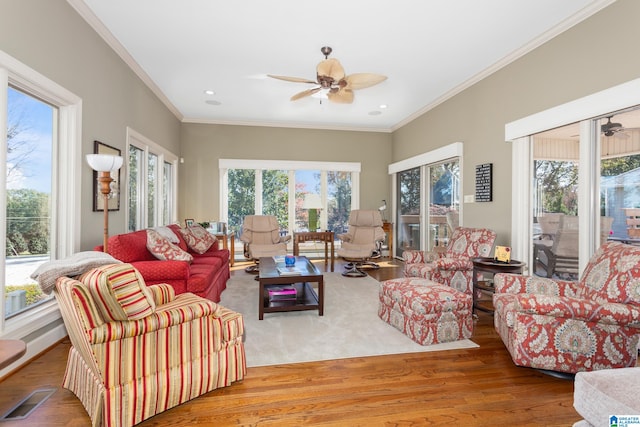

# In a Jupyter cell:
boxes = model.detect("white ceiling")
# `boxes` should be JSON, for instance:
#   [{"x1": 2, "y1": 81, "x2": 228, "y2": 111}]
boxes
[{"x1": 68, "y1": 0, "x2": 613, "y2": 132}]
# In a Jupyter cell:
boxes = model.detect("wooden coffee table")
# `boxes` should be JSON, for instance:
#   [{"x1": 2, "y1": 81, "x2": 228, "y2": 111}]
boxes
[{"x1": 257, "y1": 256, "x2": 324, "y2": 320}]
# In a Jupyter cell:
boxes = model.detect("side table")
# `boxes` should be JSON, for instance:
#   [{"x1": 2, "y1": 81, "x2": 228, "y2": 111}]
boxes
[
  {"x1": 0, "y1": 339, "x2": 26, "y2": 370},
  {"x1": 292, "y1": 231, "x2": 334, "y2": 272},
  {"x1": 472, "y1": 257, "x2": 525, "y2": 314},
  {"x1": 214, "y1": 233, "x2": 235, "y2": 266},
  {"x1": 382, "y1": 222, "x2": 393, "y2": 259}
]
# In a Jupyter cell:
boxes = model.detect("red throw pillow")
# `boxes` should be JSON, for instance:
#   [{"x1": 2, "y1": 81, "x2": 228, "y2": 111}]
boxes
[
  {"x1": 179, "y1": 224, "x2": 216, "y2": 254},
  {"x1": 146, "y1": 229, "x2": 193, "y2": 262}
]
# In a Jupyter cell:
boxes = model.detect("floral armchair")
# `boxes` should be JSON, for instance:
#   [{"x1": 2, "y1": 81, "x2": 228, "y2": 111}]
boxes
[
  {"x1": 493, "y1": 241, "x2": 640, "y2": 374},
  {"x1": 402, "y1": 227, "x2": 497, "y2": 294},
  {"x1": 54, "y1": 263, "x2": 246, "y2": 427}
]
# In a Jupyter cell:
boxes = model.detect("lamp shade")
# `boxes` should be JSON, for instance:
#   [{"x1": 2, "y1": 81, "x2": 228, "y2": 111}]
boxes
[
  {"x1": 303, "y1": 193, "x2": 322, "y2": 209},
  {"x1": 86, "y1": 154, "x2": 123, "y2": 172}
]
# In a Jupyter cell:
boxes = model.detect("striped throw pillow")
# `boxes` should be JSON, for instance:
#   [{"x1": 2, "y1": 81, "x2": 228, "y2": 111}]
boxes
[{"x1": 80, "y1": 263, "x2": 156, "y2": 322}]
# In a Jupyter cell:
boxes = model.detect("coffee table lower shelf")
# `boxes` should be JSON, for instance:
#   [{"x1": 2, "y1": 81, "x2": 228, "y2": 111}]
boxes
[{"x1": 261, "y1": 282, "x2": 320, "y2": 316}]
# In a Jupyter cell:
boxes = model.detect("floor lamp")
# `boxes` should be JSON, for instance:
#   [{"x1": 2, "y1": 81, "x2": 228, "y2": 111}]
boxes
[{"x1": 86, "y1": 154, "x2": 123, "y2": 252}]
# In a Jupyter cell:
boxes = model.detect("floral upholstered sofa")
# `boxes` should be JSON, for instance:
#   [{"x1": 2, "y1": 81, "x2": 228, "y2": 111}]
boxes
[
  {"x1": 493, "y1": 241, "x2": 640, "y2": 374},
  {"x1": 402, "y1": 227, "x2": 497, "y2": 294},
  {"x1": 95, "y1": 224, "x2": 229, "y2": 302}
]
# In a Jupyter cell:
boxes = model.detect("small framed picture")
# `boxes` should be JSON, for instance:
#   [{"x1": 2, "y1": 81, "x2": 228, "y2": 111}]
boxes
[{"x1": 185, "y1": 218, "x2": 195, "y2": 227}]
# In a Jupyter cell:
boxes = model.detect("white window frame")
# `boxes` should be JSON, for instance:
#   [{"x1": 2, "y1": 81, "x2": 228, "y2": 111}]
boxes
[
  {"x1": 0, "y1": 50, "x2": 82, "y2": 369},
  {"x1": 218, "y1": 159, "x2": 361, "y2": 233},
  {"x1": 126, "y1": 127, "x2": 178, "y2": 229},
  {"x1": 506, "y1": 78, "x2": 640, "y2": 274}
]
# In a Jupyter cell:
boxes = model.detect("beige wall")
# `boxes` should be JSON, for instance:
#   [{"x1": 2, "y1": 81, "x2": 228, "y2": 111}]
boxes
[
  {"x1": 178, "y1": 123, "x2": 392, "y2": 222},
  {"x1": 0, "y1": 0, "x2": 182, "y2": 250},
  {"x1": 392, "y1": 0, "x2": 640, "y2": 246}
]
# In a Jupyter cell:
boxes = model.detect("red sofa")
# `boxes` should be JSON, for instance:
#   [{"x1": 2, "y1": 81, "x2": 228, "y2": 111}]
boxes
[{"x1": 95, "y1": 224, "x2": 230, "y2": 302}]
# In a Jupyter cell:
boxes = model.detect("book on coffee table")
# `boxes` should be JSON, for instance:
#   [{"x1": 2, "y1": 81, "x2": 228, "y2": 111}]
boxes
[
  {"x1": 277, "y1": 266, "x2": 303, "y2": 276},
  {"x1": 268, "y1": 287, "x2": 297, "y2": 301}
]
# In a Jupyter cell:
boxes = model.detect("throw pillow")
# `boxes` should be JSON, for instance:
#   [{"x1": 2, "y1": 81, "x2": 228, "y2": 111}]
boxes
[
  {"x1": 146, "y1": 229, "x2": 193, "y2": 262},
  {"x1": 179, "y1": 224, "x2": 217, "y2": 254},
  {"x1": 80, "y1": 263, "x2": 156, "y2": 322},
  {"x1": 152, "y1": 225, "x2": 180, "y2": 244}
]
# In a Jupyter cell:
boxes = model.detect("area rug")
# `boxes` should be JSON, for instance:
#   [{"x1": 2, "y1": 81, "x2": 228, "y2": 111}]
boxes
[{"x1": 219, "y1": 272, "x2": 479, "y2": 367}]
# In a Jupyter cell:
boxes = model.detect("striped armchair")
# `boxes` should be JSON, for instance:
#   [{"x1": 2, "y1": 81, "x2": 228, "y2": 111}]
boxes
[
  {"x1": 54, "y1": 263, "x2": 245, "y2": 427},
  {"x1": 402, "y1": 227, "x2": 497, "y2": 294}
]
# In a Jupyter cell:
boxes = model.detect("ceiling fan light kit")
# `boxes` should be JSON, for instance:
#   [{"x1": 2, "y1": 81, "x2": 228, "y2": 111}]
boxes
[{"x1": 268, "y1": 46, "x2": 387, "y2": 104}]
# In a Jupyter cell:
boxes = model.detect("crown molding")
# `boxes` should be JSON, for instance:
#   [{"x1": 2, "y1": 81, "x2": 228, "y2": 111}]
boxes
[{"x1": 391, "y1": 0, "x2": 616, "y2": 132}]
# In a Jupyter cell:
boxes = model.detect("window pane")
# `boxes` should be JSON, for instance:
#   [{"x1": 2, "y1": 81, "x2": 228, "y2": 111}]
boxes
[
  {"x1": 428, "y1": 161, "x2": 459, "y2": 252},
  {"x1": 262, "y1": 170, "x2": 288, "y2": 229},
  {"x1": 295, "y1": 170, "x2": 320, "y2": 231},
  {"x1": 599, "y1": 108, "x2": 640, "y2": 243},
  {"x1": 163, "y1": 161, "x2": 173, "y2": 224},
  {"x1": 397, "y1": 167, "x2": 420, "y2": 256},
  {"x1": 5, "y1": 87, "x2": 54, "y2": 319},
  {"x1": 327, "y1": 171, "x2": 351, "y2": 234},
  {"x1": 228, "y1": 169, "x2": 255, "y2": 235},
  {"x1": 532, "y1": 123, "x2": 580, "y2": 280},
  {"x1": 128, "y1": 145, "x2": 143, "y2": 232},
  {"x1": 147, "y1": 153, "x2": 157, "y2": 227}
]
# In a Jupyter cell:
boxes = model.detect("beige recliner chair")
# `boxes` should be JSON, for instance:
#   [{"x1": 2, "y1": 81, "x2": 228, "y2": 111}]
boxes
[
  {"x1": 239, "y1": 215, "x2": 291, "y2": 273},
  {"x1": 337, "y1": 210, "x2": 386, "y2": 277}
]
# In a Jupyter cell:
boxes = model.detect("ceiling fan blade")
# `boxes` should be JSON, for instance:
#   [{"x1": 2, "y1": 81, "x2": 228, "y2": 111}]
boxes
[
  {"x1": 344, "y1": 73, "x2": 387, "y2": 90},
  {"x1": 268, "y1": 75, "x2": 317, "y2": 84},
  {"x1": 316, "y1": 58, "x2": 345, "y2": 81},
  {"x1": 290, "y1": 87, "x2": 321, "y2": 101},
  {"x1": 328, "y1": 88, "x2": 354, "y2": 104}
]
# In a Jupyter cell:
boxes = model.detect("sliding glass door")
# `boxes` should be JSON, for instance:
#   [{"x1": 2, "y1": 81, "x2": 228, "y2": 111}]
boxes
[{"x1": 395, "y1": 158, "x2": 460, "y2": 258}]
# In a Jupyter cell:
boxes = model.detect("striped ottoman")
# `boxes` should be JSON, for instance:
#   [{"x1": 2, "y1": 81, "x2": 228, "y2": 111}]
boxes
[{"x1": 378, "y1": 278, "x2": 473, "y2": 345}]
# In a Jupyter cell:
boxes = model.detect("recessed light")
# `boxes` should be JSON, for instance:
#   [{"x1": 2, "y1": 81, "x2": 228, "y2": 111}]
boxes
[
  {"x1": 379, "y1": 104, "x2": 388, "y2": 109},
  {"x1": 204, "y1": 90, "x2": 215, "y2": 96},
  {"x1": 205, "y1": 100, "x2": 221, "y2": 106}
]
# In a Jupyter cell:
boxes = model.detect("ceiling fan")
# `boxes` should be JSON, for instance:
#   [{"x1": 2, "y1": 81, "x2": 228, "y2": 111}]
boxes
[
  {"x1": 601, "y1": 116, "x2": 625, "y2": 137},
  {"x1": 268, "y1": 46, "x2": 387, "y2": 104}
]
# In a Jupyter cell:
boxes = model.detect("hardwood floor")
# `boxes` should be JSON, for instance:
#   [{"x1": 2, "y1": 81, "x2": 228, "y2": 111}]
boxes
[{"x1": 0, "y1": 258, "x2": 580, "y2": 426}]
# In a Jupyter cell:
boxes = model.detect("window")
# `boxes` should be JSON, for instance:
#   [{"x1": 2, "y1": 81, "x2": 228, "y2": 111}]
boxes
[
  {"x1": 126, "y1": 128, "x2": 178, "y2": 231},
  {"x1": 4, "y1": 87, "x2": 54, "y2": 319},
  {"x1": 220, "y1": 159, "x2": 360, "y2": 258},
  {"x1": 0, "y1": 50, "x2": 81, "y2": 346}
]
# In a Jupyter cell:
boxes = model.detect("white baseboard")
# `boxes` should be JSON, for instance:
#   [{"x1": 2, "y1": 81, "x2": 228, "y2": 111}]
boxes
[{"x1": 0, "y1": 324, "x2": 68, "y2": 380}]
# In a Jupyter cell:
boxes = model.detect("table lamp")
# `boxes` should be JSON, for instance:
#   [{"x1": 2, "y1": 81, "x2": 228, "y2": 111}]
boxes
[
  {"x1": 86, "y1": 153, "x2": 123, "y2": 252},
  {"x1": 303, "y1": 193, "x2": 322, "y2": 231},
  {"x1": 378, "y1": 199, "x2": 387, "y2": 222}
]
